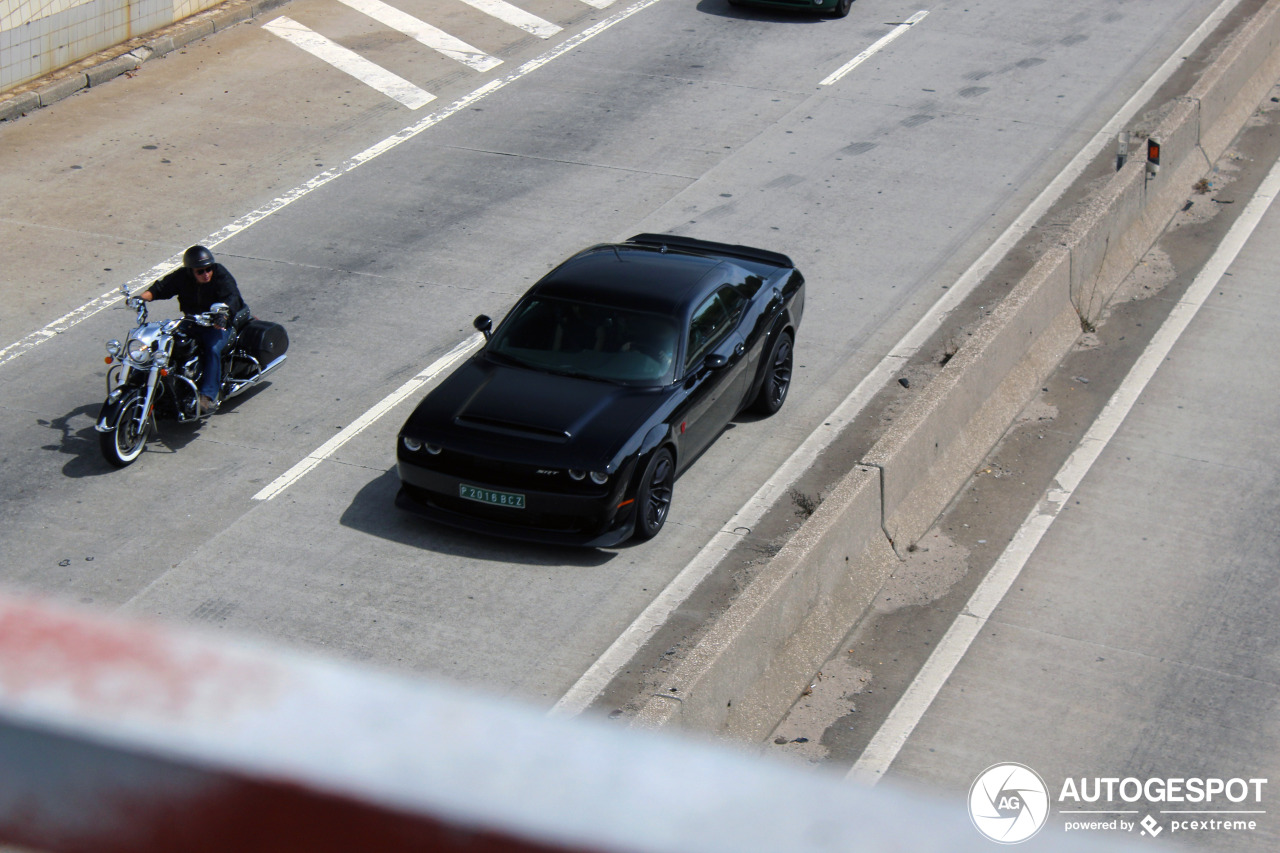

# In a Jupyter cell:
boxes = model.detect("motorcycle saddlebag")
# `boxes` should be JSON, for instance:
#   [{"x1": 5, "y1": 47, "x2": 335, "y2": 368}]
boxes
[{"x1": 240, "y1": 319, "x2": 289, "y2": 363}]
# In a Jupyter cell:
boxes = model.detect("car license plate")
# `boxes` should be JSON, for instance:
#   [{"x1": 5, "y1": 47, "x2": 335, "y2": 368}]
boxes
[{"x1": 459, "y1": 484, "x2": 525, "y2": 509}]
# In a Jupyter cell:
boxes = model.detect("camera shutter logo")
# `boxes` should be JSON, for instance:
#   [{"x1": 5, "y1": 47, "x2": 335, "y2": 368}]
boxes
[{"x1": 969, "y1": 763, "x2": 1050, "y2": 844}]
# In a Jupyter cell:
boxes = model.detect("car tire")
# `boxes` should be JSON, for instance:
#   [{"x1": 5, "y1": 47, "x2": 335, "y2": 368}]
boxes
[
  {"x1": 633, "y1": 447, "x2": 675, "y2": 540},
  {"x1": 828, "y1": 0, "x2": 852, "y2": 17},
  {"x1": 751, "y1": 329, "x2": 794, "y2": 415}
]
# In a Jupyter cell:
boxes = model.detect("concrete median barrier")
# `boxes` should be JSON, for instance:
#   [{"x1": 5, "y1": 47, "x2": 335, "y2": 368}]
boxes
[
  {"x1": 867, "y1": 248, "x2": 1081, "y2": 554},
  {"x1": 634, "y1": 0, "x2": 1280, "y2": 741},
  {"x1": 635, "y1": 466, "x2": 897, "y2": 740}
]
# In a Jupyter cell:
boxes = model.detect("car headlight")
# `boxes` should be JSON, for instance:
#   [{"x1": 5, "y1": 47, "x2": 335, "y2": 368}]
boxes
[
  {"x1": 589, "y1": 471, "x2": 609, "y2": 485},
  {"x1": 426, "y1": 444, "x2": 442, "y2": 455},
  {"x1": 403, "y1": 436, "x2": 422, "y2": 452},
  {"x1": 126, "y1": 338, "x2": 152, "y2": 364},
  {"x1": 568, "y1": 469, "x2": 586, "y2": 481}
]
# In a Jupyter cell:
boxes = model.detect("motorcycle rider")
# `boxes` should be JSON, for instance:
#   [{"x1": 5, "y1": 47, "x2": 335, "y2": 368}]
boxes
[{"x1": 140, "y1": 246, "x2": 247, "y2": 415}]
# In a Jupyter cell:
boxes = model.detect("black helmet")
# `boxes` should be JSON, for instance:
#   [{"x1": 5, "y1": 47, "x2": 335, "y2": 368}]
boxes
[{"x1": 183, "y1": 245, "x2": 215, "y2": 270}]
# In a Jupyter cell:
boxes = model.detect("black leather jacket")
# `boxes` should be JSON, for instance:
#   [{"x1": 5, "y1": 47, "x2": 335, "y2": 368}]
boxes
[{"x1": 149, "y1": 263, "x2": 246, "y2": 316}]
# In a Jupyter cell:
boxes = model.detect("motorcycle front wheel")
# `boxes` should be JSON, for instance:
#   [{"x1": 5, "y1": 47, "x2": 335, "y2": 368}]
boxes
[{"x1": 100, "y1": 390, "x2": 152, "y2": 467}]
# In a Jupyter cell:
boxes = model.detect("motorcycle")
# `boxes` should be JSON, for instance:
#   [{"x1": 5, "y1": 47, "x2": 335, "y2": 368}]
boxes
[{"x1": 96, "y1": 285, "x2": 289, "y2": 467}]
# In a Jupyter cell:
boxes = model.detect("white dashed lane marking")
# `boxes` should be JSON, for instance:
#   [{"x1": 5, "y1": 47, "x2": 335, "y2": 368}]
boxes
[
  {"x1": 263, "y1": 16, "x2": 437, "y2": 109},
  {"x1": 336, "y1": 0, "x2": 502, "y2": 71},
  {"x1": 457, "y1": 0, "x2": 562, "y2": 38}
]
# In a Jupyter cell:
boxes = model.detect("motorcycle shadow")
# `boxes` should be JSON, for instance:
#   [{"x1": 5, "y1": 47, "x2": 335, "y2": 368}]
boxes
[
  {"x1": 45, "y1": 400, "x2": 212, "y2": 477},
  {"x1": 41, "y1": 404, "x2": 112, "y2": 477},
  {"x1": 340, "y1": 469, "x2": 615, "y2": 568}
]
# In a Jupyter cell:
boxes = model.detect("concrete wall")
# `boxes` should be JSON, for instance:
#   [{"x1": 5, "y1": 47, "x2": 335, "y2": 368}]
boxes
[
  {"x1": 635, "y1": 0, "x2": 1280, "y2": 742},
  {"x1": 1, "y1": 0, "x2": 218, "y2": 91},
  {"x1": 0, "y1": 0, "x2": 289, "y2": 117}
]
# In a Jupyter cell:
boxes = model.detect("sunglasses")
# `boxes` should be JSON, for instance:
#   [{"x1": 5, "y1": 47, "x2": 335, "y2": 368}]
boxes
[{"x1": 194, "y1": 266, "x2": 214, "y2": 275}]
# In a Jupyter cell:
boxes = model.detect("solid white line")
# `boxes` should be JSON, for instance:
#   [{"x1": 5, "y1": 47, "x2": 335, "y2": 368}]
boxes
[
  {"x1": 580, "y1": 0, "x2": 617, "y2": 8},
  {"x1": 264, "y1": 17, "x2": 437, "y2": 109},
  {"x1": 253, "y1": 335, "x2": 482, "y2": 501},
  {"x1": 336, "y1": 0, "x2": 502, "y2": 72},
  {"x1": 550, "y1": 0, "x2": 1244, "y2": 718},
  {"x1": 820, "y1": 10, "x2": 928, "y2": 87},
  {"x1": 0, "y1": 0, "x2": 663, "y2": 371},
  {"x1": 457, "y1": 0, "x2": 562, "y2": 38},
  {"x1": 847, "y1": 124, "x2": 1280, "y2": 788}
]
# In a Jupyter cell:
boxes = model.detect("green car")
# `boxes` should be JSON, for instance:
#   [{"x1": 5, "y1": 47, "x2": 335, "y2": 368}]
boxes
[{"x1": 728, "y1": 0, "x2": 853, "y2": 18}]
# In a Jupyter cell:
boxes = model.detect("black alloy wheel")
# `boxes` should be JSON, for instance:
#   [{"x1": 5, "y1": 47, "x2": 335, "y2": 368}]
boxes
[
  {"x1": 634, "y1": 448, "x2": 675, "y2": 540},
  {"x1": 751, "y1": 329, "x2": 794, "y2": 415}
]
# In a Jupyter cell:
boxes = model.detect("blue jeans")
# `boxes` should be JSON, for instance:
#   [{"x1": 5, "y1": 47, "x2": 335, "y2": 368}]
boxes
[{"x1": 192, "y1": 325, "x2": 230, "y2": 399}]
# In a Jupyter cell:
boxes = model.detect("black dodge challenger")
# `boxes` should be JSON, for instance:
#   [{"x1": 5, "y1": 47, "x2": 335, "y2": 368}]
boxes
[{"x1": 396, "y1": 233, "x2": 805, "y2": 546}]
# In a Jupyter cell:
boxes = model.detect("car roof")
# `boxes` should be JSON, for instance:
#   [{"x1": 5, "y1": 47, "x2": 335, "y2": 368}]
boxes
[{"x1": 530, "y1": 244, "x2": 739, "y2": 316}]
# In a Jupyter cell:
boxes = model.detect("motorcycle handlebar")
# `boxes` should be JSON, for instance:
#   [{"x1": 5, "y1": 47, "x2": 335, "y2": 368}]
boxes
[{"x1": 183, "y1": 309, "x2": 230, "y2": 330}]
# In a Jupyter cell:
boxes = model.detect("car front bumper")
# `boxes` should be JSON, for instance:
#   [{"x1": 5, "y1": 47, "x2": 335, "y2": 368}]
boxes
[
  {"x1": 738, "y1": 0, "x2": 842, "y2": 10},
  {"x1": 396, "y1": 459, "x2": 638, "y2": 548}
]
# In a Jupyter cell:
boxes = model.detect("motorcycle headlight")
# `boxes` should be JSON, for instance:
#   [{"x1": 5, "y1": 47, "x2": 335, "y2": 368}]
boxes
[
  {"x1": 105, "y1": 340, "x2": 121, "y2": 359},
  {"x1": 126, "y1": 338, "x2": 152, "y2": 364}
]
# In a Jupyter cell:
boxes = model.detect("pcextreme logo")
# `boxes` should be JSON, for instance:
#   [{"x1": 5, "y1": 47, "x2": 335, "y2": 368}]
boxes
[{"x1": 968, "y1": 763, "x2": 1269, "y2": 844}]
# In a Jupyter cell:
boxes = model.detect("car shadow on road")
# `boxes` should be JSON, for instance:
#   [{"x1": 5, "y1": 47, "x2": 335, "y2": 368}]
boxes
[
  {"x1": 696, "y1": 0, "x2": 833, "y2": 22},
  {"x1": 339, "y1": 469, "x2": 616, "y2": 568}
]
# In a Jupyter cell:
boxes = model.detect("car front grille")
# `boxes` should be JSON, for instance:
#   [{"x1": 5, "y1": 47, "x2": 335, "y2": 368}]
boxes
[{"x1": 420, "y1": 448, "x2": 605, "y2": 495}]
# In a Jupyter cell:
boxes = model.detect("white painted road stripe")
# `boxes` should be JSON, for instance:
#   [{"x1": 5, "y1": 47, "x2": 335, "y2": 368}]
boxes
[
  {"x1": 335, "y1": 0, "x2": 502, "y2": 72},
  {"x1": 846, "y1": 46, "x2": 1280, "y2": 790},
  {"x1": 550, "y1": 0, "x2": 1244, "y2": 718},
  {"x1": 0, "y1": 0, "x2": 662, "y2": 371},
  {"x1": 253, "y1": 335, "x2": 482, "y2": 501},
  {"x1": 264, "y1": 17, "x2": 437, "y2": 109},
  {"x1": 820, "y1": 10, "x2": 928, "y2": 87},
  {"x1": 579, "y1": 0, "x2": 617, "y2": 8},
  {"x1": 458, "y1": 0, "x2": 562, "y2": 38}
]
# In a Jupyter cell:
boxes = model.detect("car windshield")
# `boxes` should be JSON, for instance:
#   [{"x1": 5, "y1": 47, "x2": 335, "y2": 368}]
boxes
[{"x1": 488, "y1": 297, "x2": 679, "y2": 386}]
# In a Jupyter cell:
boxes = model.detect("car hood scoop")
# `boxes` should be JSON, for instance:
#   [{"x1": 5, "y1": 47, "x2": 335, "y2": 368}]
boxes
[
  {"x1": 453, "y1": 365, "x2": 621, "y2": 443},
  {"x1": 401, "y1": 358, "x2": 664, "y2": 466}
]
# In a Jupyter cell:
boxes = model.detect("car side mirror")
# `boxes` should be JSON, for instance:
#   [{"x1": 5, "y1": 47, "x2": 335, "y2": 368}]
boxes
[
  {"x1": 704, "y1": 353, "x2": 728, "y2": 370},
  {"x1": 474, "y1": 315, "x2": 492, "y2": 341}
]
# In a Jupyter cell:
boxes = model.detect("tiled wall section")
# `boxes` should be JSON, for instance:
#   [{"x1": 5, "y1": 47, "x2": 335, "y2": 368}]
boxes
[{"x1": 1, "y1": 0, "x2": 219, "y2": 91}]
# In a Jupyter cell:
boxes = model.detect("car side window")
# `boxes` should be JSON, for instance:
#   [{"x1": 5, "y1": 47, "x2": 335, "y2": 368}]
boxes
[{"x1": 685, "y1": 287, "x2": 743, "y2": 373}]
